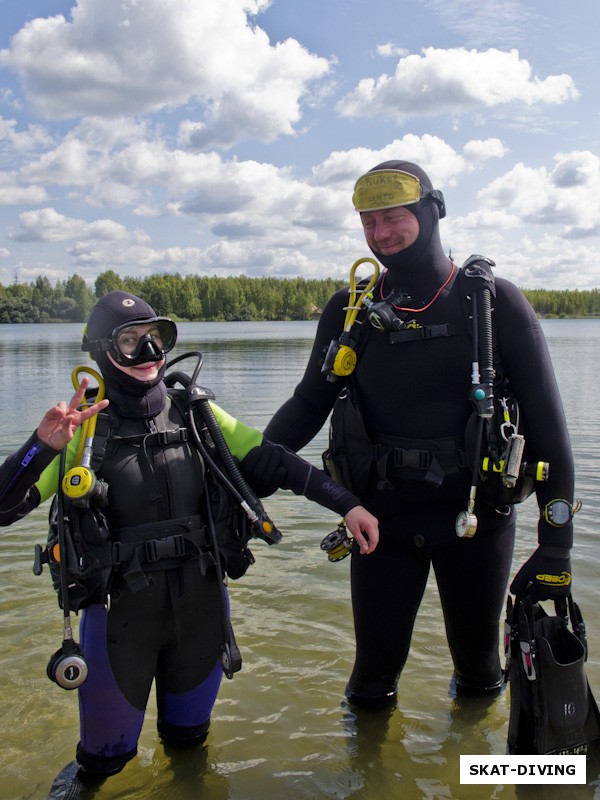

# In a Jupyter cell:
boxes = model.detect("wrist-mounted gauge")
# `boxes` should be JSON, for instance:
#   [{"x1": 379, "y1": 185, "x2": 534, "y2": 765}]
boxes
[{"x1": 543, "y1": 499, "x2": 578, "y2": 527}]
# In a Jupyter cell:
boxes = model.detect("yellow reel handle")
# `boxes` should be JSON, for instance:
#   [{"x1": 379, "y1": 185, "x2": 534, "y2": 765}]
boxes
[
  {"x1": 71, "y1": 366, "x2": 106, "y2": 467},
  {"x1": 343, "y1": 257, "x2": 381, "y2": 331}
]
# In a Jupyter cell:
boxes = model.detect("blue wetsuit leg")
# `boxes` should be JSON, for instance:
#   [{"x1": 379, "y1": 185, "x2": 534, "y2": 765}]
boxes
[
  {"x1": 157, "y1": 661, "x2": 223, "y2": 742},
  {"x1": 78, "y1": 604, "x2": 144, "y2": 774},
  {"x1": 76, "y1": 565, "x2": 226, "y2": 771}
]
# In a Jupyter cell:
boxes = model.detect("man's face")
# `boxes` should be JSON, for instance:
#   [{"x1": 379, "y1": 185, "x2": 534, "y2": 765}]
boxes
[{"x1": 360, "y1": 207, "x2": 420, "y2": 256}]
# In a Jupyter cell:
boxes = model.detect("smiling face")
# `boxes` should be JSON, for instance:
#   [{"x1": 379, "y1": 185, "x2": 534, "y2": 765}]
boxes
[
  {"x1": 107, "y1": 350, "x2": 165, "y2": 382},
  {"x1": 359, "y1": 206, "x2": 420, "y2": 256}
]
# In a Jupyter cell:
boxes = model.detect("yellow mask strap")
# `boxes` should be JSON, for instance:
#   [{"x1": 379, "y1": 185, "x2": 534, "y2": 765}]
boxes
[{"x1": 352, "y1": 170, "x2": 421, "y2": 212}]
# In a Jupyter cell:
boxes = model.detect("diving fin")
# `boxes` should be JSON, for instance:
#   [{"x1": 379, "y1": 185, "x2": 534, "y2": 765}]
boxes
[
  {"x1": 46, "y1": 759, "x2": 107, "y2": 800},
  {"x1": 506, "y1": 593, "x2": 600, "y2": 755}
]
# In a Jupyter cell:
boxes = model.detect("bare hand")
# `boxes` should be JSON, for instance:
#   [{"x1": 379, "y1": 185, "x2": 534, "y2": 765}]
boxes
[
  {"x1": 344, "y1": 505, "x2": 379, "y2": 554},
  {"x1": 37, "y1": 377, "x2": 109, "y2": 450}
]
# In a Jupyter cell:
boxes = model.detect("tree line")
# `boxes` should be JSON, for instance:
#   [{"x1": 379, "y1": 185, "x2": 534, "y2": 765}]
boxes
[{"x1": 0, "y1": 270, "x2": 599, "y2": 323}]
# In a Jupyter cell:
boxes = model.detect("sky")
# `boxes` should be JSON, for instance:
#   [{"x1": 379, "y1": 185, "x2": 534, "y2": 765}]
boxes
[{"x1": 0, "y1": 0, "x2": 598, "y2": 290}]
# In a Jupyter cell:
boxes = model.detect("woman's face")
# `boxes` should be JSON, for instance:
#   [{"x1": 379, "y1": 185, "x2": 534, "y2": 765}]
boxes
[
  {"x1": 107, "y1": 352, "x2": 165, "y2": 382},
  {"x1": 107, "y1": 322, "x2": 166, "y2": 381}
]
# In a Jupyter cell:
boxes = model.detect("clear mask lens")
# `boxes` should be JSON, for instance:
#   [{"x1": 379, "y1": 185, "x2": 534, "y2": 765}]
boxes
[{"x1": 113, "y1": 318, "x2": 177, "y2": 362}]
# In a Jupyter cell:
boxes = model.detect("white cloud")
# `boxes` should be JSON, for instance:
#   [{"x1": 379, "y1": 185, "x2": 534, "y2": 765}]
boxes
[
  {"x1": 337, "y1": 47, "x2": 578, "y2": 122},
  {"x1": 376, "y1": 43, "x2": 409, "y2": 58},
  {"x1": 501, "y1": 235, "x2": 600, "y2": 289},
  {"x1": 0, "y1": 1, "x2": 596, "y2": 294},
  {"x1": 8, "y1": 206, "x2": 149, "y2": 243},
  {"x1": 0, "y1": 0, "x2": 330, "y2": 147},
  {"x1": 0, "y1": 172, "x2": 48, "y2": 205},
  {"x1": 312, "y1": 134, "x2": 506, "y2": 189},
  {"x1": 477, "y1": 151, "x2": 600, "y2": 237},
  {"x1": 462, "y1": 138, "x2": 508, "y2": 164},
  {"x1": 0, "y1": 116, "x2": 53, "y2": 152},
  {"x1": 457, "y1": 208, "x2": 521, "y2": 232}
]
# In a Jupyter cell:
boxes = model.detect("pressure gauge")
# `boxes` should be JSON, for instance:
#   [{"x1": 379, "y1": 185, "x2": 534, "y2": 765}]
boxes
[{"x1": 455, "y1": 510, "x2": 478, "y2": 538}]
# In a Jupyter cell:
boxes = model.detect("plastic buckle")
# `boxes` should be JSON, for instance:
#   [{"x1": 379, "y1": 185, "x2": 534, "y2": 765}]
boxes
[
  {"x1": 520, "y1": 641, "x2": 536, "y2": 680},
  {"x1": 145, "y1": 534, "x2": 186, "y2": 562}
]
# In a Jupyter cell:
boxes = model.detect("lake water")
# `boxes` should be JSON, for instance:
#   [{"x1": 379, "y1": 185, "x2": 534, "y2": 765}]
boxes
[{"x1": 1, "y1": 319, "x2": 599, "y2": 800}]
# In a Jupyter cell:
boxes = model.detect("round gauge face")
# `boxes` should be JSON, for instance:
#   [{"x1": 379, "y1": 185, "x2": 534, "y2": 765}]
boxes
[
  {"x1": 455, "y1": 510, "x2": 477, "y2": 538},
  {"x1": 546, "y1": 500, "x2": 572, "y2": 526}
]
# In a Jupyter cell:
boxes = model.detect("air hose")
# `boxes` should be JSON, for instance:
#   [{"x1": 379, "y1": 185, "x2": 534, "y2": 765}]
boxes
[
  {"x1": 455, "y1": 258, "x2": 496, "y2": 538},
  {"x1": 165, "y1": 351, "x2": 281, "y2": 679},
  {"x1": 45, "y1": 448, "x2": 89, "y2": 689},
  {"x1": 165, "y1": 352, "x2": 282, "y2": 545}
]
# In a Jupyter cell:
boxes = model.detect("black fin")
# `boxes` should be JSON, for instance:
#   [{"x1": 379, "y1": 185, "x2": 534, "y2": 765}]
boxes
[{"x1": 506, "y1": 594, "x2": 600, "y2": 754}]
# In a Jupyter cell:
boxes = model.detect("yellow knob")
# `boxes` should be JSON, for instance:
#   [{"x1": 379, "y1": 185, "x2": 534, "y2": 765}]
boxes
[{"x1": 333, "y1": 345, "x2": 357, "y2": 377}]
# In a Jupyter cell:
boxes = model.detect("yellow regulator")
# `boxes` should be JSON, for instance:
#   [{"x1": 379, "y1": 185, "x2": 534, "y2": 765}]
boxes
[
  {"x1": 62, "y1": 465, "x2": 96, "y2": 500},
  {"x1": 332, "y1": 344, "x2": 358, "y2": 377},
  {"x1": 322, "y1": 257, "x2": 380, "y2": 381},
  {"x1": 62, "y1": 366, "x2": 109, "y2": 507}
]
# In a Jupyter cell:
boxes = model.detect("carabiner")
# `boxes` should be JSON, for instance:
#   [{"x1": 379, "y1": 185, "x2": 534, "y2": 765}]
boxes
[{"x1": 499, "y1": 396, "x2": 517, "y2": 441}]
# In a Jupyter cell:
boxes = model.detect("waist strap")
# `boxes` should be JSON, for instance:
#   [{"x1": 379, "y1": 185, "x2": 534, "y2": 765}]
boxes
[
  {"x1": 112, "y1": 515, "x2": 211, "y2": 592},
  {"x1": 373, "y1": 439, "x2": 467, "y2": 488}
]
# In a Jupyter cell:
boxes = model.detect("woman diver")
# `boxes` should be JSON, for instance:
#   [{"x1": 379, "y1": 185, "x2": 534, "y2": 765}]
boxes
[{"x1": 0, "y1": 290, "x2": 379, "y2": 796}]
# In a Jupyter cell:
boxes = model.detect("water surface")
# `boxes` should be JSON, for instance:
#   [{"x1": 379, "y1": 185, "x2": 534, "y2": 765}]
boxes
[{"x1": 1, "y1": 319, "x2": 599, "y2": 799}]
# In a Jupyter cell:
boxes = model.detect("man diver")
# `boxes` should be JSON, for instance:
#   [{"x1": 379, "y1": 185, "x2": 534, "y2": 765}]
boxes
[
  {"x1": 262, "y1": 161, "x2": 576, "y2": 706},
  {"x1": 0, "y1": 290, "x2": 379, "y2": 796}
]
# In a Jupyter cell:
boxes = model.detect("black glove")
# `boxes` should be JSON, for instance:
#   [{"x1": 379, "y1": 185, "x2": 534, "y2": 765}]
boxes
[
  {"x1": 239, "y1": 442, "x2": 287, "y2": 498},
  {"x1": 510, "y1": 545, "x2": 572, "y2": 602}
]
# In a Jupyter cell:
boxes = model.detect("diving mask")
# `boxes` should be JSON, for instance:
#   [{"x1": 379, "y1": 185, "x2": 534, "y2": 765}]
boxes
[
  {"x1": 83, "y1": 317, "x2": 177, "y2": 366},
  {"x1": 352, "y1": 169, "x2": 446, "y2": 218}
]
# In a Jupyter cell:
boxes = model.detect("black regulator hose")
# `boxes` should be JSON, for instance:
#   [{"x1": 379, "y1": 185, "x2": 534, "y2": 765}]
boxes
[
  {"x1": 455, "y1": 258, "x2": 497, "y2": 539},
  {"x1": 46, "y1": 448, "x2": 89, "y2": 689},
  {"x1": 165, "y1": 353, "x2": 282, "y2": 545},
  {"x1": 477, "y1": 286, "x2": 495, "y2": 399}
]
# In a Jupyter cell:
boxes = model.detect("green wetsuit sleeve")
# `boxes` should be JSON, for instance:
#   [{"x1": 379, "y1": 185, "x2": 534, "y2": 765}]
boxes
[
  {"x1": 34, "y1": 429, "x2": 82, "y2": 503},
  {"x1": 209, "y1": 401, "x2": 263, "y2": 461}
]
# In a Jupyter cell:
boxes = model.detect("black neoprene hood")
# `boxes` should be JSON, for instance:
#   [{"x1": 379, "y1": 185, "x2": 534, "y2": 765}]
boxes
[{"x1": 85, "y1": 291, "x2": 158, "y2": 344}]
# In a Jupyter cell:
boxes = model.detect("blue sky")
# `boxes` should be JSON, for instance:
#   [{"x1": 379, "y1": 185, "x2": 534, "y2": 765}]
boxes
[{"x1": 0, "y1": 0, "x2": 598, "y2": 290}]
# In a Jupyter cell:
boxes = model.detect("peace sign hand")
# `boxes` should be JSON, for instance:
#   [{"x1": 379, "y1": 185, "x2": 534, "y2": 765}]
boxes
[{"x1": 37, "y1": 377, "x2": 109, "y2": 451}]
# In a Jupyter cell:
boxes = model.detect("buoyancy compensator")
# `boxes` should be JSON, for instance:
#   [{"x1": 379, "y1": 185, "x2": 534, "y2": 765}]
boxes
[{"x1": 320, "y1": 254, "x2": 551, "y2": 544}]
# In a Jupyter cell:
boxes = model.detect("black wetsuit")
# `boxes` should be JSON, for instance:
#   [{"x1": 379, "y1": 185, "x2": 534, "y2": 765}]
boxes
[
  {"x1": 264, "y1": 164, "x2": 574, "y2": 701},
  {"x1": 0, "y1": 392, "x2": 362, "y2": 775}
]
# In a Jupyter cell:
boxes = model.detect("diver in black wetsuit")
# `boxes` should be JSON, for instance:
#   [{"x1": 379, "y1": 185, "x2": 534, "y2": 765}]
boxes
[
  {"x1": 0, "y1": 291, "x2": 378, "y2": 796},
  {"x1": 262, "y1": 161, "x2": 575, "y2": 706}
]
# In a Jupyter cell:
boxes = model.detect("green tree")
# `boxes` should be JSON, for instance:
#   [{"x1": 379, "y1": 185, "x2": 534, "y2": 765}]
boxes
[
  {"x1": 95, "y1": 270, "x2": 125, "y2": 298},
  {"x1": 65, "y1": 274, "x2": 94, "y2": 320}
]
